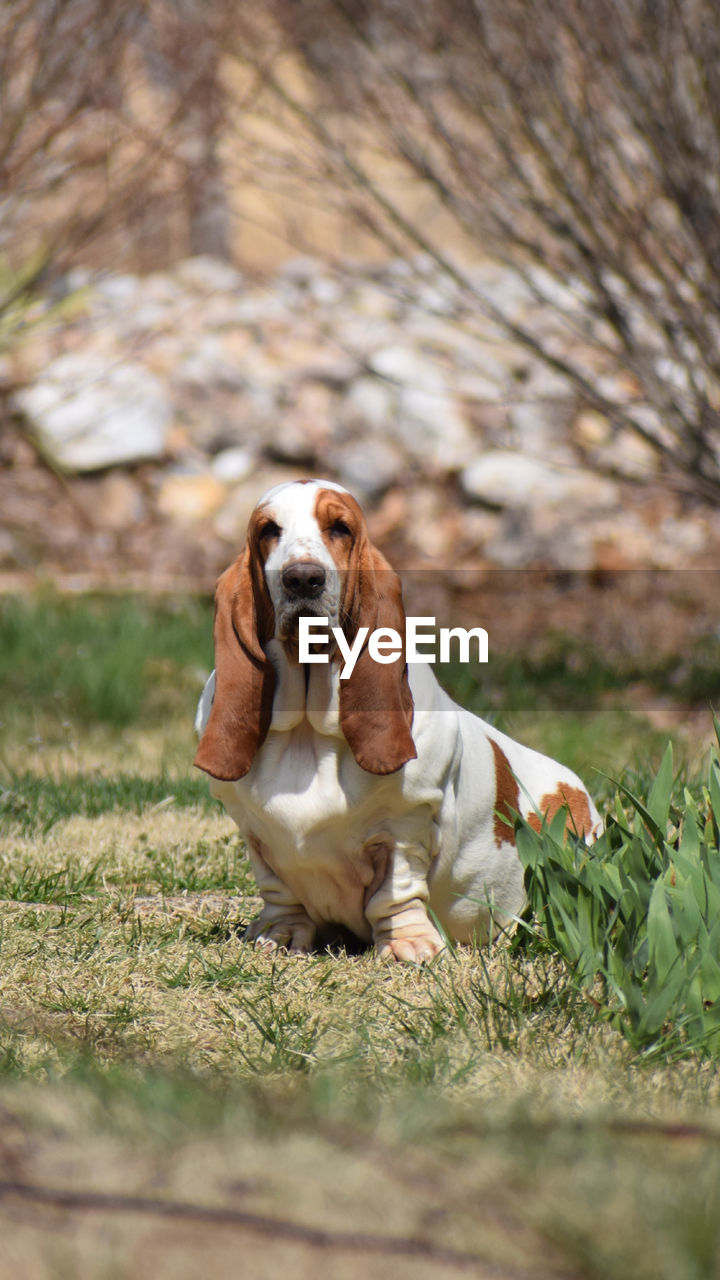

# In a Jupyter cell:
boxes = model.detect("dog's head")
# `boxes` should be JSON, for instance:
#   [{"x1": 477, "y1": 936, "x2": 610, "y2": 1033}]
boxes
[{"x1": 193, "y1": 479, "x2": 416, "y2": 781}]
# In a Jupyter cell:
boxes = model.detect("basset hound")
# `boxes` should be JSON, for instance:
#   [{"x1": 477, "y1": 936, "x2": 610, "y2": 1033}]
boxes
[{"x1": 194, "y1": 478, "x2": 601, "y2": 962}]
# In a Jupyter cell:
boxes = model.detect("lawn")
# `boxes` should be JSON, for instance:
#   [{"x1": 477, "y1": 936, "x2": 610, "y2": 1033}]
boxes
[{"x1": 1, "y1": 592, "x2": 719, "y2": 1280}]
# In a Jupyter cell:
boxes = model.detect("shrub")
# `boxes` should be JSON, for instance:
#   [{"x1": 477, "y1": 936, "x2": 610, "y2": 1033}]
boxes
[{"x1": 517, "y1": 729, "x2": 720, "y2": 1059}]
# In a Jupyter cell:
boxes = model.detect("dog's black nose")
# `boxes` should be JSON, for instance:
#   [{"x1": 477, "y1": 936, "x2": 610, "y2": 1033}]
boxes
[{"x1": 281, "y1": 560, "x2": 327, "y2": 599}]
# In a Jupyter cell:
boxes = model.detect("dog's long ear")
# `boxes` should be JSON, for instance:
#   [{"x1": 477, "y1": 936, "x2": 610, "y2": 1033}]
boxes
[
  {"x1": 194, "y1": 546, "x2": 276, "y2": 781},
  {"x1": 339, "y1": 539, "x2": 416, "y2": 775}
]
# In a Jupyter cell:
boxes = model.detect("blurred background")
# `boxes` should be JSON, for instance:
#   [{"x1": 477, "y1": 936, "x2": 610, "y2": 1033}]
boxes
[
  {"x1": 4, "y1": 11, "x2": 720, "y2": 1269},
  {"x1": 1, "y1": 0, "x2": 720, "y2": 753}
]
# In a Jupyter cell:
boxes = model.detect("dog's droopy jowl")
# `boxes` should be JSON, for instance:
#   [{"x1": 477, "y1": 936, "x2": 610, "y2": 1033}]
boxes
[{"x1": 194, "y1": 478, "x2": 601, "y2": 963}]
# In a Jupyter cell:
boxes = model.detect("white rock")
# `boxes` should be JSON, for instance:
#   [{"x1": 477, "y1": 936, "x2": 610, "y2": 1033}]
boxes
[
  {"x1": 342, "y1": 377, "x2": 396, "y2": 430},
  {"x1": 309, "y1": 275, "x2": 344, "y2": 306},
  {"x1": 280, "y1": 257, "x2": 323, "y2": 285},
  {"x1": 368, "y1": 344, "x2": 433, "y2": 386},
  {"x1": 486, "y1": 511, "x2": 595, "y2": 570},
  {"x1": 328, "y1": 437, "x2": 406, "y2": 499},
  {"x1": 142, "y1": 273, "x2": 185, "y2": 304},
  {"x1": 461, "y1": 450, "x2": 618, "y2": 510},
  {"x1": 335, "y1": 315, "x2": 399, "y2": 356},
  {"x1": 130, "y1": 301, "x2": 171, "y2": 331},
  {"x1": 414, "y1": 282, "x2": 458, "y2": 315},
  {"x1": 173, "y1": 256, "x2": 244, "y2": 293},
  {"x1": 94, "y1": 274, "x2": 142, "y2": 308},
  {"x1": 367, "y1": 345, "x2": 476, "y2": 469},
  {"x1": 658, "y1": 516, "x2": 707, "y2": 560},
  {"x1": 397, "y1": 386, "x2": 475, "y2": 470},
  {"x1": 15, "y1": 353, "x2": 171, "y2": 473},
  {"x1": 175, "y1": 336, "x2": 247, "y2": 391},
  {"x1": 231, "y1": 294, "x2": 290, "y2": 324},
  {"x1": 508, "y1": 402, "x2": 574, "y2": 461},
  {"x1": 211, "y1": 447, "x2": 257, "y2": 484},
  {"x1": 519, "y1": 360, "x2": 573, "y2": 400}
]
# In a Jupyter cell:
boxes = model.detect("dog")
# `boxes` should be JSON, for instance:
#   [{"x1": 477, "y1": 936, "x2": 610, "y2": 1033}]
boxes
[{"x1": 194, "y1": 478, "x2": 601, "y2": 961}]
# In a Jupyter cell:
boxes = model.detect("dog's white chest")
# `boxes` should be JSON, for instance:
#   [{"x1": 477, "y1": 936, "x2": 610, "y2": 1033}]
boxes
[
  {"x1": 210, "y1": 723, "x2": 405, "y2": 934},
  {"x1": 250, "y1": 726, "x2": 352, "y2": 836}
]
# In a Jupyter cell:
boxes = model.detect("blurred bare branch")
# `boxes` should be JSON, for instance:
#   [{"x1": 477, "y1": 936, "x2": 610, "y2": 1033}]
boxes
[{"x1": 259, "y1": 0, "x2": 720, "y2": 501}]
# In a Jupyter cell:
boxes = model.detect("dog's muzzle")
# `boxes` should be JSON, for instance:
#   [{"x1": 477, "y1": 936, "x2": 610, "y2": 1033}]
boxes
[
  {"x1": 275, "y1": 559, "x2": 336, "y2": 653},
  {"x1": 281, "y1": 560, "x2": 327, "y2": 600}
]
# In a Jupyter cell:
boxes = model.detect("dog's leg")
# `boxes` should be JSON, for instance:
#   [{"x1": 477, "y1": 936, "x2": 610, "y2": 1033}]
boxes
[
  {"x1": 244, "y1": 837, "x2": 317, "y2": 955},
  {"x1": 365, "y1": 844, "x2": 445, "y2": 963},
  {"x1": 245, "y1": 905, "x2": 317, "y2": 955}
]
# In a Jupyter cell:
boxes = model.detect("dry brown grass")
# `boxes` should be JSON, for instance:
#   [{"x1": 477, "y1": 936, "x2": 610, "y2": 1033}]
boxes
[{"x1": 3, "y1": 782, "x2": 720, "y2": 1279}]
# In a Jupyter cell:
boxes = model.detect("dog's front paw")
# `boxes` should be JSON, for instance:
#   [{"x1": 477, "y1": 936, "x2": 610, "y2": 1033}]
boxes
[
  {"x1": 244, "y1": 911, "x2": 316, "y2": 956},
  {"x1": 373, "y1": 917, "x2": 446, "y2": 965}
]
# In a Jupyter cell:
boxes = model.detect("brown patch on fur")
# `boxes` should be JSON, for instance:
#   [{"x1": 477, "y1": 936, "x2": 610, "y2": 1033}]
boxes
[
  {"x1": 193, "y1": 545, "x2": 276, "y2": 782},
  {"x1": 490, "y1": 740, "x2": 520, "y2": 846},
  {"x1": 527, "y1": 785, "x2": 593, "y2": 836},
  {"x1": 314, "y1": 487, "x2": 416, "y2": 776},
  {"x1": 315, "y1": 487, "x2": 362, "y2": 573}
]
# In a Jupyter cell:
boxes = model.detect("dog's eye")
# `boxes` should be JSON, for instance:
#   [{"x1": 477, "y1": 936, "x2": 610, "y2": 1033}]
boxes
[
  {"x1": 330, "y1": 519, "x2": 352, "y2": 539},
  {"x1": 260, "y1": 520, "x2": 281, "y2": 540}
]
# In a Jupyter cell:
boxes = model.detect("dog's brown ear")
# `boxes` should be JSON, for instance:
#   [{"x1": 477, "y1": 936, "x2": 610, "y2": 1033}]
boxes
[
  {"x1": 194, "y1": 547, "x2": 276, "y2": 781},
  {"x1": 339, "y1": 541, "x2": 416, "y2": 775}
]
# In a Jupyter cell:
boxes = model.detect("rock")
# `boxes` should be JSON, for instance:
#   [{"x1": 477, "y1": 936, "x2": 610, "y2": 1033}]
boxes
[
  {"x1": 283, "y1": 381, "x2": 337, "y2": 445},
  {"x1": 657, "y1": 516, "x2": 707, "y2": 560},
  {"x1": 574, "y1": 410, "x2": 612, "y2": 447},
  {"x1": 327, "y1": 437, "x2": 407, "y2": 500},
  {"x1": 156, "y1": 472, "x2": 227, "y2": 523},
  {"x1": 368, "y1": 344, "x2": 430, "y2": 385},
  {"x1": 0, "y1": 527, "x2": 23, "y2": 567},
  {"x1": 334, "y1": 314, "x2": 398, "y2": 357},
  {"x1": 341, "y1": 377, "x2": 396, "y2": 431},
  {"x1": 368, "y1": 345, "x2": 476, "y2": 469},
  {"x1": 142, "y1": 273, "x2": 186, "y2": 305},
  {"x1": 461, "y1": 450, "x2": 618, "y2": 510},
  {"x1": 257, "y1": 381, "x2": 337, "y2": 465},
  {"x1": 351, "y1": 283, "x2": 400, "y2": 320},
  {"x1": 308, "y1": 275, "x2": 344, "y2": 307},
  {"x1": 279, "y1": 257, "x2": 323, "y2": 287},
  {"x1": 295, "y1": 352, "x2": 360, "y2": 388},
  {"x1": 413, "y1": 281, "x2": 459, "y2": 315},
  {"x1": 174, "y1": 336, "x2": 248, "y2": 391},
  {"x1": 231, "y1": 294, "x2": 290, "y2": 325},
  {"x1": 173, "y1": 256, "x2": 245, "y2": 293},
  {"x1": 403, "y1": 485, "x2": 461, "y2": 559},
  {"x1": 9, "y1": 254, "x2": 715, "y2": 582},
  {"x1": 397, "y1": 385, "x2": 475, "y2": 470},
  {"x1": 94, "y1": 274, "x2": 143, "y2": 309},
  {"x1": 508, "y1": 402, "x2": 574, "y2": 461},
  {"x1": 574, "y1": 410, "x2": 660, "y2": 480},
  {"x1": 15, "y1": 353, "x2": 172, "y2": 473},
  {"x1": 90, "y1": 473, "x2": 146, "y2": 530},
  {"x1": 457, "y1": 508, "x2": 503, "y2": 554},
  {"x1": 485, "y1": 507, "x2": 596, "y2": 570},
  {"x1": 210, "y1": 447, "x2": 256, "y2": 484},
  {"x1": 519, "y1": 361, "x2": 574, "y2": 400}
]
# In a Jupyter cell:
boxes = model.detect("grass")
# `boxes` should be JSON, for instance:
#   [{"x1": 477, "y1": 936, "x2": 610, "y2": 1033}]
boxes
[{"x1": 1, "y1": 592, "x2": 719, "y2": 1278}]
